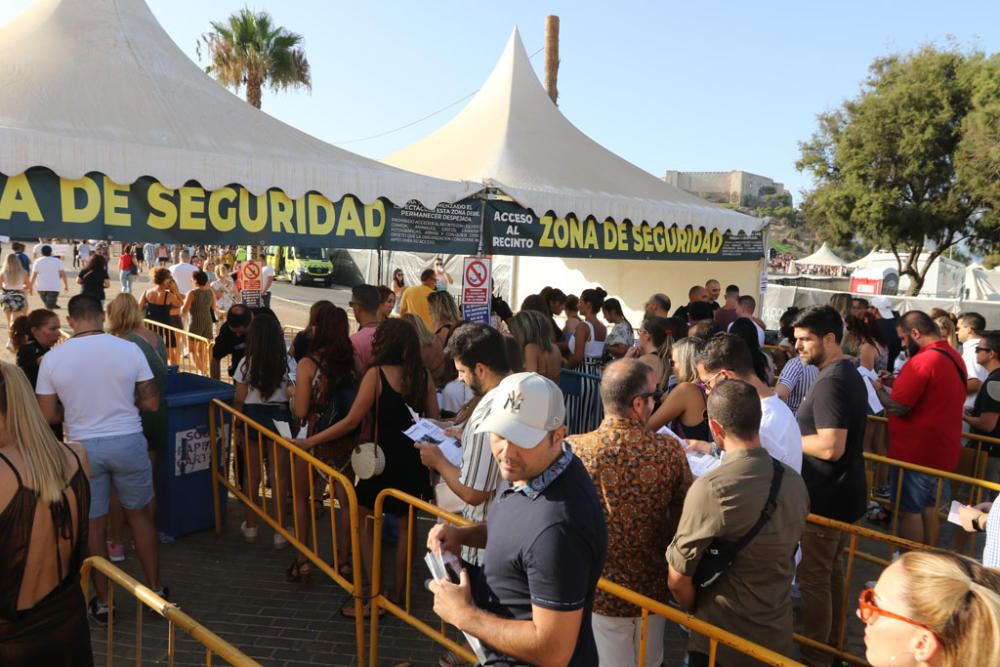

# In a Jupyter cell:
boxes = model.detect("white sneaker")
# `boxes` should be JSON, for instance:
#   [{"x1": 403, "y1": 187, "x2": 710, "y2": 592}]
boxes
[
  {"x1": 239, "y1": 521, "x2": 258, "y2": 543},
  {"x1": 273, "y1": 531, "x2": 289, "y2": 549}
]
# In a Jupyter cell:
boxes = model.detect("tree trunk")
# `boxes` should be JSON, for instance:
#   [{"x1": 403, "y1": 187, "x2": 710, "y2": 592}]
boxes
[
  {"x1": 245, "y1": 74, "x2": 263, "y2": 109},
  {"x1": 544, "y1": 16, "x2": 559, "y2": 106}
]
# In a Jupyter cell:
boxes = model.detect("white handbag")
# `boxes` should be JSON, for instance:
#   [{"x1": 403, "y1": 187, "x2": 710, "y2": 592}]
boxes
[{"x1": 351, "y1": 368, "x2": 385, "y2": 480}]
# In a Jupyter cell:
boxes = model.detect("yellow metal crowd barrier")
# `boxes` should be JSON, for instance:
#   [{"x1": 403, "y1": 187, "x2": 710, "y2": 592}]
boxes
[
  {"x1": 144, "y1": 318, "x2": 213, "y2": 375},
  {"x1": 207, "y1": 399, "x2": 367, "y2": 663},
  {"x1": 368, "y1": 488, "x2": 808, "y2": 667},
  {"x1": 80, "y1": 556, "x2": 260, "y2": 666}
]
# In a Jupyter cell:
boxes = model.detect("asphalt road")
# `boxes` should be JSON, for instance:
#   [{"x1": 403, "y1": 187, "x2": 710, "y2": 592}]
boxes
[{"x1": 0, "y1": 271, "x2": 358, "y2": 364}]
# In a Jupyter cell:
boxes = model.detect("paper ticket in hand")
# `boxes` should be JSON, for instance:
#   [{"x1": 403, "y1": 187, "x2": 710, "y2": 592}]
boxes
[
  {"x1": 405, "y1": 419, "x2": 463, "y2": 467},
  {"x1": 425, "y1": 551, "x2": 488, "y2": 663},
  {"x1": 947, "y1": 500, "x2": 965, "y2": 527},
  {"x1": 273, "y1": 420, "x2": 307, "y2": 440}
]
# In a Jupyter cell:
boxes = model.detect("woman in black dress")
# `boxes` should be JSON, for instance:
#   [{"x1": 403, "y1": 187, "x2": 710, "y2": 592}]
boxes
[
  {"x1": 76, "y1": 254, "x2": 110, "y2": 304},
  {"x1": 0, "y1": 362, "x2": 92, "y2": 666},
  {"x1": 300, "y1": 318, "x2": 437, "y2": 612}
]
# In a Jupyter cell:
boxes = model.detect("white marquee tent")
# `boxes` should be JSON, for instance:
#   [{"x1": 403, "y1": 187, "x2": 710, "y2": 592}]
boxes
[
  {"x1": 0, "y1": 0, "x2": 477, "y2": 208},
  {"x1": 794, "y1": 243, "x2": 848, "y2": 267},
  {"x1": 386, "y1": 28, "x2": 758, "y2": 236},
  {"x1": 385, "y1": 28, "x2": 763, "y2": 319}
]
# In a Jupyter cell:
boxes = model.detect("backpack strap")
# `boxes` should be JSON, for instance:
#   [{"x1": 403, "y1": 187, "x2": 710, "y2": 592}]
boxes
[{"x1": 928, "y1": 346, "x2": 967, "y2": 386}]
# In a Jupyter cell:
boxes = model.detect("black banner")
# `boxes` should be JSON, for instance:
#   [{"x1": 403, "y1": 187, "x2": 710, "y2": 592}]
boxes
[
  {"x1": 0, "y1": 169, "x2": 762, "y2": 261},
  {"x1": 485, "y1": 200, "x2": 763, "y2": 261}
]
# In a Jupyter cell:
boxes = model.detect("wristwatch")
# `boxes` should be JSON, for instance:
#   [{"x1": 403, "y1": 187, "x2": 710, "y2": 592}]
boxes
[{"x1": 974, "y1": 513, "x2": 987, "y2": 533}]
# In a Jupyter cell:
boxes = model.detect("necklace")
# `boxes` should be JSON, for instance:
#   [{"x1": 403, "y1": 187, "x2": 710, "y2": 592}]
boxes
[{"x1": 71, "y1": 330, "x2": 104, "y2": 338}]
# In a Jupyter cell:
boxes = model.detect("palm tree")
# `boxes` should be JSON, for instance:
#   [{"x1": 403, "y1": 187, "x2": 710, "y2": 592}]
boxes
[{"x1": 199, "y1": 8, "x2": 310, "y2": 109}]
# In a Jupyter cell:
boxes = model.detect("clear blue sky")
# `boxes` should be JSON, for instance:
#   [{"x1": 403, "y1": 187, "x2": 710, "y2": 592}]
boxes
[{"x1": 4, "y1": 1, "x2": 999, "y2": 204}]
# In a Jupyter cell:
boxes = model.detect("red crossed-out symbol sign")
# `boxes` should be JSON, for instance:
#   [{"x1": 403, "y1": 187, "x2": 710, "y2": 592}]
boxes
[
  {"x1": 465, "y1": 260, "x2": 488, "y2": 288},
  {"x1": 242, "y1": 262, "x2": 261, "y2": 280}
]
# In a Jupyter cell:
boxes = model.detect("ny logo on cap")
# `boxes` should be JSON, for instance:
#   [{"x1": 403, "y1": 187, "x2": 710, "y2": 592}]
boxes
[{"x1": 503, "y1": 390, "x2": 523, "y2": 413}]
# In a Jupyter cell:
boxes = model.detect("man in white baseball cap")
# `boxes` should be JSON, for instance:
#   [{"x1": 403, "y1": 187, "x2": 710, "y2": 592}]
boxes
[{"x1": 427, "y1": 372, "x2": 608, "y2": 667}]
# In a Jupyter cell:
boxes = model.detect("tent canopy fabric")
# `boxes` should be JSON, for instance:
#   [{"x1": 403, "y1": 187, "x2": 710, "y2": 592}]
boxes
[
  {"x1": 385, "y1": 28, "x2": 760, "y2": 236},
  {"x1": 794, "y1": 243, "x2": 848, "y2": 267},
  {"x1": 0, "y1": 0, "x2": 477, "y2": 207}
]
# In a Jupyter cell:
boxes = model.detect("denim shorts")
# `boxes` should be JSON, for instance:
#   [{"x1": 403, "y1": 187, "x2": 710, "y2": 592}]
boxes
[
  {"x1": 889, "y1": 467, "x2": 943, "y2": 514},
  {"x1": 79, "y1": 432, "x2": 153, "y2": 518},
  {"x1": 242, "y1": 403, "x2": 291, "y2": 433}
]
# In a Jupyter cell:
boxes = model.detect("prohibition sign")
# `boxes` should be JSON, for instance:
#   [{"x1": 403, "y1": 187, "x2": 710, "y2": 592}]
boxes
[
  {"x1": 465, "y1": 260, "x2": 488, "y2": 288},
  {"x1": 242, "y1": 262, "x2": 261, "y2": 280}
]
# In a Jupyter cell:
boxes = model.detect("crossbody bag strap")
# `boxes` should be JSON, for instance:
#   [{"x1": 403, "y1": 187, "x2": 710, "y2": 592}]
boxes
[
  {"x1": 731, "y1": 458, "x2": 785, "y2": 553},
  {"x1": 374, "y1": 366, "x2": 381, "y2": 446},
  {"x1": 928, "y1": 347, "x2": 968, "y2": 386}
]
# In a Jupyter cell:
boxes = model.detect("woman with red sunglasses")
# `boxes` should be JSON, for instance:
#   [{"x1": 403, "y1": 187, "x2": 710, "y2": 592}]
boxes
[{"x1": 858, "y1": 551, "x2": 1000, "y2": 666}]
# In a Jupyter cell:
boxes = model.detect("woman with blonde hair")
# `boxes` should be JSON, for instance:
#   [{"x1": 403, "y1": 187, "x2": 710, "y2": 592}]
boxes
[
  {"x1": 0, "y1": 362, "x2": 92, "y2": 665},
  {"x1": 647, "y1": 337, "x2": 710, "y2": 440},
  {"x1": 859, "y1": 551, "x2": 1000, "y2": 667},
  {"x1": 508, "y1": 310, "x2": 562, "y2": 382},
  {"x1": 105, "y1": 294, "x2": 168, "y2": 562},
  {"x1": 934, "y1": 315, "x2": 960, "y2": 352},
  {"x1": 2, "y1": 254, "x2": 29, "y2": 348}
]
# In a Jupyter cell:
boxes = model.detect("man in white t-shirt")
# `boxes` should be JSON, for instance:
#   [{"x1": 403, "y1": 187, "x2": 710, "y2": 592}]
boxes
[
  {"x1": 728, "y1": 294, "x2": 767, "y2": 346},
  {"x1": 35, "y1": 294, "x2": 164, "y2": 624},
  {"x1": 693, "y1": 333, "x2": 803, "y2": 472},
  {"x1": 260, "y1": 262, "x2": 275, "y2": 308},
  {"x1": 169, "y1": 249, "x2": 198, "y2": 294},
  {"x1": 27, "y1": 244, "x2": 68, "y2": 309},
  {"x1": 958, "y1": 312, "x2": 989, "y2": 411},
  {"x1": 32, "y1": 239, "x2": 49, "y2": 260}
]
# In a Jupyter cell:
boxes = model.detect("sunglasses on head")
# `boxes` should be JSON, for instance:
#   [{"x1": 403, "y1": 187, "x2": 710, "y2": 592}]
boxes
[{"x1": 857, "y1": 588, "x2": 935, "y2": 633}]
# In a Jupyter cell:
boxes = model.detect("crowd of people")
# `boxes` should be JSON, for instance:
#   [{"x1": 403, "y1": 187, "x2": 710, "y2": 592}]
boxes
[{"x1": 3, "y1": 237, "x2": 1000, "y2": 667}]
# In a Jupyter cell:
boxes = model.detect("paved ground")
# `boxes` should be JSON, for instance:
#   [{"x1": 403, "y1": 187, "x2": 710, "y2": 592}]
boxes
[
  {"x1": 2, "y1": 264, "x2": 985, "y2": 666},
  {"x1": 85, "y1": 488, "x2": 923, "y2": 667}
]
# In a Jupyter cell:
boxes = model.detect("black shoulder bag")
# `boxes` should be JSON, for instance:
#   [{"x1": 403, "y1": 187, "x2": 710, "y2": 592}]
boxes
[{"x1": 693, "y1": 458, "x2": 785, "y2": 592}]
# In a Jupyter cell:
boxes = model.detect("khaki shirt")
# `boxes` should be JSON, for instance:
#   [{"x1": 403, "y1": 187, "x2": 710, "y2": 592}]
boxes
[{"x1": 666, "y1": 448, "x2": 809, "y2": 666}]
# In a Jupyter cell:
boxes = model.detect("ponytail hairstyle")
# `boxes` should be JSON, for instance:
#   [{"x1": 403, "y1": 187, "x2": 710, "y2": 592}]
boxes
[
  {"x1": 896, "y1": 551, "x2": 1000, "y2": 667},
  {"x1": 10, "y1": 309, "x2": 58, "y2": 352},
  {"x1": 580, "y1": 287, "x2": 607, "y2": 315},
  {"x1": 0, "y1": 363, "x2": 69, "y2": 505},
  {"x1": 602, "y1": 298, "x2": 632, "y2": 333},
  {"x1": 641, "y1": 316, "x2": 675, "y2": 389}
]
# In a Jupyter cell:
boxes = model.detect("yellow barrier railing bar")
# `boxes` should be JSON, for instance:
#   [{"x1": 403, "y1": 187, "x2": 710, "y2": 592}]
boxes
[
  {"x1": 208, "y1": 399, "x2": 366, "y2": 663},
  {"x1": 81, "y1": 556, "x2": 261, "y2": 666},
  {"x1": 143, "y1": 318, "x2": 213, "y2": 375},
  {"x1": 369, "y1": 488, "x2": 808, "y2": 667}
]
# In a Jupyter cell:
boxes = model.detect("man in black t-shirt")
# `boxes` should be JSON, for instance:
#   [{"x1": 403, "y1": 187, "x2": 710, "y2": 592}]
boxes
[
  {"x1": 427, "y1": 372, "x2": 607, "y2": 667},
  {"x1": 792, "y1": 305, "x2": 869, "y2": 666},
  {"x1": 964, "y1": 332, "x2": 1000, "y2": 484},
  {"x1": 210, "y1": 304, "x2": 251, "y2": 379}
]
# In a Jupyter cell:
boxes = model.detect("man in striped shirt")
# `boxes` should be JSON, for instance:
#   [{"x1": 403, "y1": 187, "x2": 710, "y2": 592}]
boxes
[{"x1": 415, "y1": 323, "x2": 510, "y2": 566}]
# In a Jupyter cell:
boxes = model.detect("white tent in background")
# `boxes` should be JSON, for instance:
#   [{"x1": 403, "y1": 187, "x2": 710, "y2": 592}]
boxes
[
  {"x1": 384, "y1": 28, "x2": 763, "y2": 321},
  {"x1": 848, "y1": 248, "x2": 879, "y2": 268},
  {"x1": 794, "y1": 243, "x2": 848, "y2": 267},
  {"x1": 964, "y1": 265, "x2": 1000, "y2": 302},
  {"x1": 0, "y1": 0, "x2": 476, "y2": 207},
  {"x1": 386, "y1": 28, "x2": 758, "y2": 235}
]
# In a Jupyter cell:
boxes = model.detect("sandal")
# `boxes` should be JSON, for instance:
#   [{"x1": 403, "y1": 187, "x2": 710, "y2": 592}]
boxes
[
  {"x1": 286, "y1": 557, "x2": 311, "y2": 585},
  {"x1": 339, "y1": 599, "x2": 385, "y2": 618},
  {"x1": 439, "y1": 651, "x2": 469, "y2": 666}
]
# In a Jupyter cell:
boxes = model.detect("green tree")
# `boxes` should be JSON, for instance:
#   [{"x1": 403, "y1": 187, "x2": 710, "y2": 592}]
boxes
[
  {"x1": 198, "y1": 8, "x2": 310, "y2": 109},
  {"x1": 956, "y1": 53, "x2": 1000, "y2": 237},
  {"x1": 797, "y1": 47, "x2": 998, "y2": 295}
]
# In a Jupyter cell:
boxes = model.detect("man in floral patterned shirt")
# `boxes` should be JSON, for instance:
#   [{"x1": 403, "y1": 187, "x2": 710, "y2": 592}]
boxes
[{"x1": 571, "y1": 359, "x2": 693, "y2": 667}]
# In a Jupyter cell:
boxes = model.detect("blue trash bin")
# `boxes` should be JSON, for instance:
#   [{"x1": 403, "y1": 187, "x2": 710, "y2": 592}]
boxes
[{"x1": 155, "y1": 371, "x2": 234, "y2": 540}]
